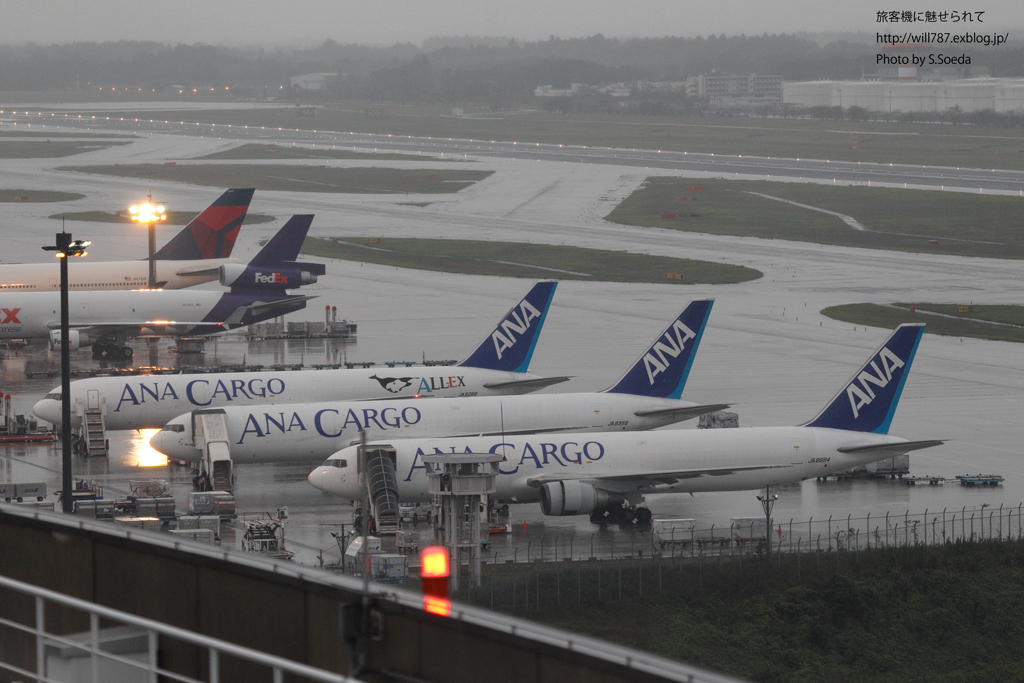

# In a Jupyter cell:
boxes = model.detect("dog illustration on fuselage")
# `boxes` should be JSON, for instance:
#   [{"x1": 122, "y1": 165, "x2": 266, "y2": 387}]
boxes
[{"x1": 370, "y1": 375, "x2": 415, "y2": 393}]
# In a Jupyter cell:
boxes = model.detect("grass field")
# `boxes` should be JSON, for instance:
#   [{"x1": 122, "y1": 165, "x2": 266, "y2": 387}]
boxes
[
  {"x1": 48, "y1": 210, "x2": 276, "y2": 225},
  {"x1": 516, "y1": 541, "x2": 1024, "y2": 683},
  {"x1": 58, "y1": 164, "x2": 492, "y2": 194},
  {"x1": 75, "y1": 104, "x2": 1024, "y2": 170},
  {"x1": 606, "y1": 178, "x2": 1024, "y2": 259},
  {"x1": 0, "y1": 140, "x2": 131, "y2": 158},
  {"x1": 0, "y1": 189, "x2": 83, "y2": 202},
  {"x1": 821, "y1": 303, "x2": 1024, "y2": 343},
  {"x1": 302, "y1": 237, "x2": 762, "y2": 284},
  {"x1": 194, "y1": 142, "x2": 455, "y2": 162}
]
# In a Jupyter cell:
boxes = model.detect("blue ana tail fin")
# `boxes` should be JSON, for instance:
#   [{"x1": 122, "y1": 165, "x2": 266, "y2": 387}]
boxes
[
  {"x1": 458, "y1": 281, "x2": 557, "y2": 372},
  {"x1": 153, "y1": 188, "x2": 255, "y2": 260},
  {"x1": 249, "y1": 215, "x2": 314, "y2": 266},
  {"x1": 605, "y1": 299, "x2": 713, "y2": 399},
  {"x1": 803, "y1": 323, "x2": 925, "y2": 434}
]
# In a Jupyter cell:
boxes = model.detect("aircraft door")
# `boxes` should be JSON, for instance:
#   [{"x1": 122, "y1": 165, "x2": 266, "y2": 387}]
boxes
[
  {"x1": 87, "y1": 390, "x2": 101, "y2": 411},
  {"x1": 590, "y1": 404, "x2": 604, "y2": 428}
]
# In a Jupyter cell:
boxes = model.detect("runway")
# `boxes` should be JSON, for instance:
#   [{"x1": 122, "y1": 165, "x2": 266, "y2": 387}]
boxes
[{"x1": 0, "y1": 105, "x2": 1022, "y2": 567}]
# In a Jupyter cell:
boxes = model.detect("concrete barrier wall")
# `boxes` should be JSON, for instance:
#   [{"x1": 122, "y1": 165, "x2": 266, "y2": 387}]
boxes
[{"x1": 0, "y1": 505, "x2": 735, "y2": 683}]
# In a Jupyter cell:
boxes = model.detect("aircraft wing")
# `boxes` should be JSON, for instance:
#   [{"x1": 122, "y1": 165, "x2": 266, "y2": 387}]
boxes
[
  {"x1": 837, "y1": 439, "x2": 944, "y2": 455},
  {"x1": 526, "y1": 463, "x2": 795, "y2": 489},
  {"x1": 633, "y1": 404, "x2": 731, "y2": 422},
  {"x1": 482, "y1": 376, "x2": 572, "y2": 391}
]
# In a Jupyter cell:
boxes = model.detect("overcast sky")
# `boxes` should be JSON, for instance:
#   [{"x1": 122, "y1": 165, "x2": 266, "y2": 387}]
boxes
[{"x1": 0, "y1": 0, "x2": 1019, "y2": 47}]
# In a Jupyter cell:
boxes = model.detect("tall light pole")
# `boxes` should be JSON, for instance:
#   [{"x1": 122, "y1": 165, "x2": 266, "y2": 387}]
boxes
[
  {"x1": 756, "y1": 487, "x2": 779, "y2": 558},
  {"x1": 129, "y1": 196, "x2": 167, "y2": 288},
  {"x1": 43, "y1": 232, "x2": 89, "y2": 513}
]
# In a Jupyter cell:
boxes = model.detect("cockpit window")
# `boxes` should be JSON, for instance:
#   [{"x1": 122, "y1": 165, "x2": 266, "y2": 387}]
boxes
[
  {"x1": 320, "y1": 458, "x2": 347, "y2": 468},
  {"x1": 160, "y1": 424, "x2": 185, "y2": 432},
  {"x1": 44, "y1": 393, "x2": 61, "y2": 401}
]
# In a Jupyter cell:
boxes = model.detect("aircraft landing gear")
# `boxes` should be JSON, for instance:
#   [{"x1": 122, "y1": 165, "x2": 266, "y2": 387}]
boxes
[
  {"x1": 589, "y1": 504, "x2": 652, "y2": 525},
  {"x1": 92, "y1": 343, "x2": 133, "y2": 361}
]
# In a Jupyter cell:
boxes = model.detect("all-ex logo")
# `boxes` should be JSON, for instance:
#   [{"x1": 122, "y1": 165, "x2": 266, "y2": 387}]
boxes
[
  {"x1": 492, "y1": 299, "x2": 542, "y2": 359},
  {"x1": 371, "y1": 374, "x2": 467, "y2": 395},
  {"x1": 403, "y1": 440, "x2": 606, "y2": 481},
  {"x1": 643, "y1": 320, "x2": 695, "y2": 385},
  {"x1": 1, "y1": 308, "x2": 21, "y2": 324},
  {"x1": 255, "y1": 272, "x2": 288, "y2": 284},
  {"x1": 846, "y1": 348, "x2": 905, "y2": 418},
  {"x1": 237, "y1": 405, "x2": 422, "y2": 444},
  {"x1": 115, "y1": 377, "x2": 286, "y2": 411}
]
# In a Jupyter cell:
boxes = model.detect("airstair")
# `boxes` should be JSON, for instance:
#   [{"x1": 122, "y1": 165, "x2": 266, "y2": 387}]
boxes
[
  {"x1": 82, "y1": 409, "x2": 108, "y2": 457},
  {"x1": 363, "y1": 446, "x2": 400, "y2": 535},
  {"x1": 192, "y1": 409, "x2": 233, "y2": 492}
]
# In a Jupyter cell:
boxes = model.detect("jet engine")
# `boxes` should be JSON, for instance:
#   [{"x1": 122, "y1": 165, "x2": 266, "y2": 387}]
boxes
[
  {"x1": 539, "y1": 480, "x2": 625, "y2": 516},
  {"x1": 219, "y1": 264, "x2": 319, "y2": 289},
  {"x1": 48, "y1": 329, "x2": 89, "y2": 351}
]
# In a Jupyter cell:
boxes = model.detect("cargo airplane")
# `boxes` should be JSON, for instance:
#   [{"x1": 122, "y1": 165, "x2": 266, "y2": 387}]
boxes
[
  {"x1": 0, "y1": 188, "x2": 255, "y2": 292},
  {"x1": 5, "y1": 214, "x2": 322, "y2": 361},
  {"x1": 33, "y1": 281, "x2": 563, "y2": 429},
  {"x1": 149, "y1": 300, "x2": 728, "y2": 468},
  {"x1": 308, "y1": 324, "x2": 941, "y2": 525}
]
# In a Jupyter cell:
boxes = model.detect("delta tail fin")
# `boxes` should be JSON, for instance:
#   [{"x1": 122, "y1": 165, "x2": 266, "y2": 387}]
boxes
[
  {"x1": 153, "y1": 188, "x2": 255, "y2": 261},
  {"x1": 803, "y1": 323, "x2": 925, "y2": 434},
  {"x1": 458, "y1": 281, "x2": 557, "y2": 373},
  {"x1": 605, "y1": 299, "x2": 713, "y2": 399}
]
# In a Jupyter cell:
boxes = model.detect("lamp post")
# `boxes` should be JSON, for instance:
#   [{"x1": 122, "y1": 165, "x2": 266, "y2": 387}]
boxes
[
  {"x1": 756, "y1": 487, "x2": 779, "y2": 557},
  {"x1": 129, "y1": 196, "x2": 167, "y2": 288},
  {"x1": 42, "y1": 232, "x2": 89, "y2": 513}
]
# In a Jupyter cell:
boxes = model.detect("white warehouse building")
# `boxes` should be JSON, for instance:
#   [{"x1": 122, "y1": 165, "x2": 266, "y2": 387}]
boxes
[{"x1": 784, "y1": 79, "x2": 1024, "y2": 113}]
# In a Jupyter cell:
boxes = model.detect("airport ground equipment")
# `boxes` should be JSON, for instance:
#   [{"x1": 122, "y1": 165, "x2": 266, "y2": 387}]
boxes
[
  {"x1": 187, "y1": 490, "x2": 235, "y2": 518},
  {"x1": 423, "y1": 452, "x2": 501, "y2": 591},
  {"x1": 653, "y1": 518, "x2": 696, "y2": 548},
  {"x1": 731, "y1": 517, "x2": 770, "y2": 546},
  {"x1": 241, "y1": 510, "x2": 294, "y2": 560},
  {"x1": 190, "y1": 409, "x2": 232, "y2": 491},
  {"x1": 361, "y1": 445, "x2": 400, "y2": 535},
  {"x1": 0, "y1": 482, "x2": 47, "y2": 503}
]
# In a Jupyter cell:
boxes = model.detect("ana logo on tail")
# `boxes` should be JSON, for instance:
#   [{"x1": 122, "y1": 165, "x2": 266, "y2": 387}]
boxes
[
  {"x1": 643, "y1": 320, "x2": 696, "y2": 385},
  {"x1": 846, "y1": 348, "x2": 905, "y2": 418},
  {"x1": 491, "y1": 300, "x2": 542, "y2": 360}
]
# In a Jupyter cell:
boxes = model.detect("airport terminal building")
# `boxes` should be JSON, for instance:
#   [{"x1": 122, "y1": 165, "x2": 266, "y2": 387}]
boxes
[{"x1": 784, "y1": 77, "x2": 1024, "y2": 113}]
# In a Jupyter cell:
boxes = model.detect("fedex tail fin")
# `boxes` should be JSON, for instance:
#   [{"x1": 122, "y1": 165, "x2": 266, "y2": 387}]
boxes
[
  {"x1": 458, "y1": 281, "x2": 557, "y2": 373},
  {"x1": 803, "y1": 323, "x2": 924, "y2": 434},
  {"x1": 153, "y1": 188, "x2": 255, "y2": 261},
  {"x1": 605, "y1": 299, "x2": 713, "y2": 399},
  {"x1": 248, "y1": 215, "x2": 316, "y2": 266}
]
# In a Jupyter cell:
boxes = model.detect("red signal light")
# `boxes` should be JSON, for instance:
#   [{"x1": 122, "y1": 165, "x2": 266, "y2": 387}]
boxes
[{"x1": 420, "y1": 546, "x2": 450, "y2": 615}]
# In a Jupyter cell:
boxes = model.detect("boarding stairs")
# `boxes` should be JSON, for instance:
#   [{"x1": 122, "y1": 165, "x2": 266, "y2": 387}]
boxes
[
  {"x1": 82, "y1": 409, "x2": 108, "y2": 457},
  {"x1": 364, "y1": 446, "x2": 400, "y2": 535},
  {"x1": 192, "y1": 409, "x2": 233, "y2": 493}
]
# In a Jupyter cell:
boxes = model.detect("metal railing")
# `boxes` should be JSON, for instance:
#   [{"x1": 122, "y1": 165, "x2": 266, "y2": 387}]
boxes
[{"x1": 0, "y1": 573, "x2": 359, "y2": 683}]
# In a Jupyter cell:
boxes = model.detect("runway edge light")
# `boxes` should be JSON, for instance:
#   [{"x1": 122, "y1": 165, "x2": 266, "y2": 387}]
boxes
[{"x1": 420, "y1": 545, "x2": 450, "y2": 616}]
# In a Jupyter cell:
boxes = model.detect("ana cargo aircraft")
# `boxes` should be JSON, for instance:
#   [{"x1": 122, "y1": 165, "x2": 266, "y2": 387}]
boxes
[
  {"x1": 4, "y1": 215, "x2": 321, "y2": 360},
  {"x1": 0, "y1": 188, "x2": 255, "y2": 292},
  {"x1": 149, "y1": 299, "x2": 728, "y2": 467},
  {"x1": 308, "y1": 324, "x2": 941, "y2": 525},
  {"x1": 33, "y1": 281, "x2": 563, "y2": 430}
]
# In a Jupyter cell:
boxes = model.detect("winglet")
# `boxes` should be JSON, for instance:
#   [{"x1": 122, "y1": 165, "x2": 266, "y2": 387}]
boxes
[
  {"x1": 458, "y1": 282, "x2": 557, "y2": 373},
  {"x1": 803, "y1": 323, "x2": 925, "y2": 434},
  {"x1": 248, "y1": 215, "x2": 315, "y2": 266},
  {"x1": 153, "y1": 188, "x2": 255, "y2": 260},
  {"x1": 605, "y1": 299, "x2": 713, "y2": 399}
]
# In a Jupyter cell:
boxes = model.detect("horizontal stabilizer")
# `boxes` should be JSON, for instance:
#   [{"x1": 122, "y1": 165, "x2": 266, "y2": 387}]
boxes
[
  {"x1": 246, "y1": 294, "x2": 317, "y2": 318},
  {"x1": 175, "y1": 265, "x2": 222, "y2": 277},
  {"x1": 837, "y1": 439, "x2": 944, "y2": 455},
  {"x1": 633, "y1": 403, "x2": 731, "y2": 422},
  {"x1": 482, "y1": 376, "x2": 572, "y2": 391}
]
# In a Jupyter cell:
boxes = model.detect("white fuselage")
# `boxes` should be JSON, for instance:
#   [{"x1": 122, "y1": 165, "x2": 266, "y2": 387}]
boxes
[
  {"x1": 34, "y1": 367, "x2": 556, "y2": 430},
  {"x1": 308, "y1": 427, "x2": 912, "y2": 503},
  {"x1": 0, "y1": 258, "x2": 236, "y2": 293},
  {"x1": 149, "y1": 393, "x2": 707, "y2": 464},
  {"x1": 0, "y1": 289, "x2": 231, "y2": 341}
]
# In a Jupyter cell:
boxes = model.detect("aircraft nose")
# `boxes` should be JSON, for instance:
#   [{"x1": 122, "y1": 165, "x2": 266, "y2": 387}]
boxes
[
  {"x1": 308, "y1": 467, "x2": 326, "y2": 492},
  {"x1": 32, "y1": 399, "x2": 57, "y2": 424},
  {"x1": 149, "y1": 430, "x2": 171, "y2": 456}
]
